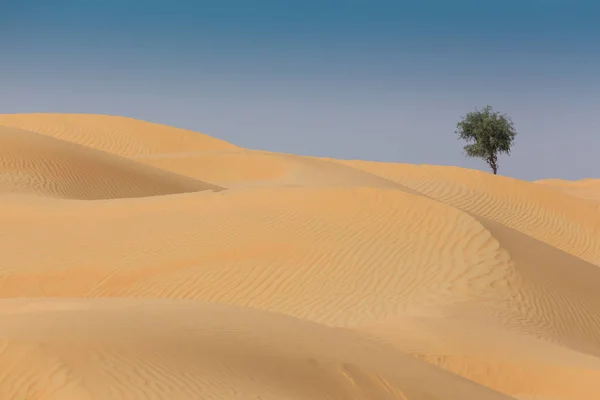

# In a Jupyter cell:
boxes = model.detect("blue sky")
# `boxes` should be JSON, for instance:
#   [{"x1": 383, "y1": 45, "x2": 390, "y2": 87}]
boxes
[{"x1": 1, "y1": 0, "x2": 599, "y2": 180}]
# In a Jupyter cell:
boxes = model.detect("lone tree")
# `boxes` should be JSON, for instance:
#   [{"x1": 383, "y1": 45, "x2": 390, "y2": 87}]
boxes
[{"x1": 455, "y1": 105, "x2": 517, "y2": 175}]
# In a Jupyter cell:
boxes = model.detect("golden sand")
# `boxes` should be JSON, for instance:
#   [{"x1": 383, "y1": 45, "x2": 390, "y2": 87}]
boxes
[{"x1": 0, "y1": 113, "x2": 598, "y2": 399}]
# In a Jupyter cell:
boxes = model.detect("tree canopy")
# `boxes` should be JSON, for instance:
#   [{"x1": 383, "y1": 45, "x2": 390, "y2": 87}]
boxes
[{"x1": 455, "y1": 105, "x2": 517, "y2": 175}]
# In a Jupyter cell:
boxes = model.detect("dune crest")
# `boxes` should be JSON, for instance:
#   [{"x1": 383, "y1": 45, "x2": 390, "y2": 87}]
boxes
[
  {"x1": 0, "y1": 113, "x2": 598, "y2": 400},
  {"x1": 0, "y1": 113, "x2": 239, "y2": 157}
]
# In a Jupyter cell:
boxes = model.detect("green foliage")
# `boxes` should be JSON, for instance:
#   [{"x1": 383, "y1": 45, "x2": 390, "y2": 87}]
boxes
[{"x1": 455, "y1": 105, "x2": 517, "y2": 174}]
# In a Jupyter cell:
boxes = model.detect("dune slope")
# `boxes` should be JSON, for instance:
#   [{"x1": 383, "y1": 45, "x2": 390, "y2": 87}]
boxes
[
  {"x1": 0, "y1": 125, "x2": 223, "y2": 199},
  {"x1": 536, "y1": 178, "x2": 600, "y2": 202},
  {"x1": 0, "y1": 113, "x2": 599, "y2": 400},
  {"x1": 334, "y1": 160, "x2": 600, "y2": 266},
  {"x1": 0, "y1": 298, "x2": 513, "y2": 400}
]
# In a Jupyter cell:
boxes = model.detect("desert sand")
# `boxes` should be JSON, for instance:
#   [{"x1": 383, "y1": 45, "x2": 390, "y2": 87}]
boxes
[{"x1": 0, "y1": 113, "x2": 598, "y2": 400}]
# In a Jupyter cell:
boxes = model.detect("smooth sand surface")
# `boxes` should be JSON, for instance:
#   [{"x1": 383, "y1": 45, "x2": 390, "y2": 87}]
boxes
[
  {"x1": 0, "y1": 114, "x2": 598, "y2": 400},
  {"x1": 535, "y1": 178, "x2": 600, "y2": 203}
]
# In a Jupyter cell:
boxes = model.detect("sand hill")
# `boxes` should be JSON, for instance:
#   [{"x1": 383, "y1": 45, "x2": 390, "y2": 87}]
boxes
[{"x1": 0, "y1": 113, "x2": 598, "y2": 400}]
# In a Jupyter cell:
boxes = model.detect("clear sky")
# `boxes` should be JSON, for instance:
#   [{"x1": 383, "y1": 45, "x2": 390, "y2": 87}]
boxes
[{"x1": 1, "y1": 1, "x2": 599, "y2": 180}]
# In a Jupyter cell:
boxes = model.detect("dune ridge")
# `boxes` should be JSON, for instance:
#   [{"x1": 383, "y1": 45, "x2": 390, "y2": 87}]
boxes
[
  {"x1": 0, "y1": 113, "x2": 598, "y2": 400},
  {"x1": 0, "y1": 113, "x2": 239, "y2": 156}
]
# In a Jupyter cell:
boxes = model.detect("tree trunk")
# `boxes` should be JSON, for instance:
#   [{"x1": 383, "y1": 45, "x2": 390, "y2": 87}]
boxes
[{"x1": 489, "y1": 154, "x2": 498, "y2": 175}]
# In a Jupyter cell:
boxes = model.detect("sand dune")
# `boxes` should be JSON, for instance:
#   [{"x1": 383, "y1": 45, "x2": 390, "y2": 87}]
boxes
[
  {"x1": 536, "y1": 178, "x2": 600, "y2": 202},
  {"x1": 0, "y1": 113, "x2": 599, "y2": 400},
  {"x1": 355, "y1": 216, "x2": 600, "y2": 399},
  {"x1": 133, "y1": 149, "x2": 404, "y2": 189},
  {"x1": 0, "y1": 113, "x2": 238, "y2": 156},
  {"x1": 0, "y1": 125, "x2": 223, "y2": 199},
  {"x1": 334, "y1": 160, "x2": 600, "y2": 266},
  {"x1": 0, "y1": 298, "x2": 512, "y2": 400}
]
